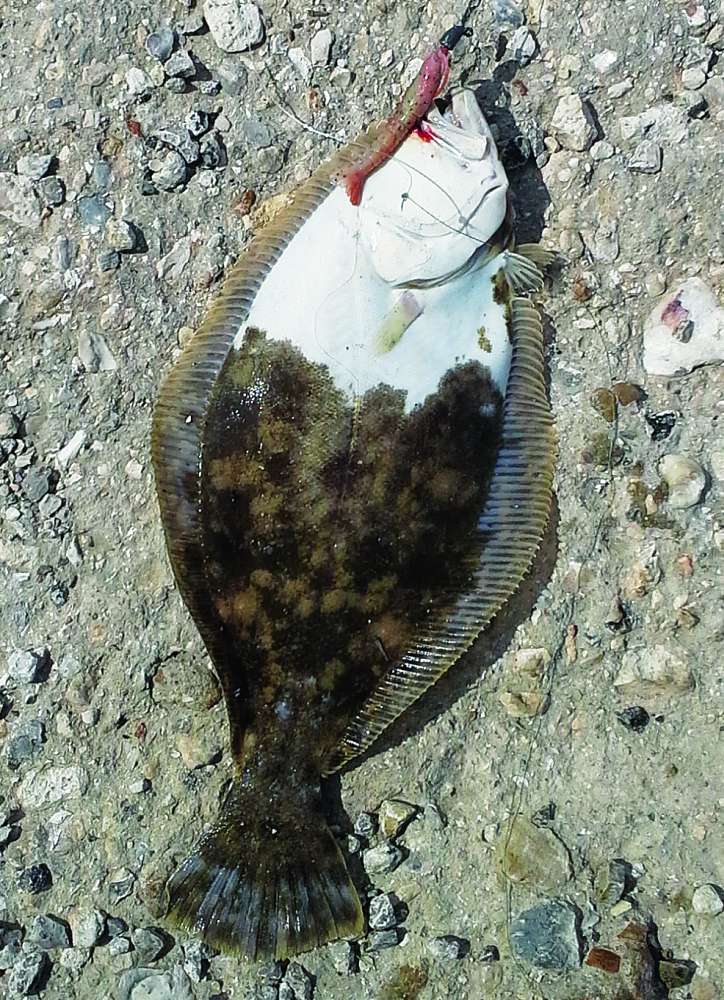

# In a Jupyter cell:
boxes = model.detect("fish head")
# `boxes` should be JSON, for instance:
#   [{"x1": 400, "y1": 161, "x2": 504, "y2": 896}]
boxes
[{"x1": 359, "y1": 89, "x2": 510, "y2": 286}]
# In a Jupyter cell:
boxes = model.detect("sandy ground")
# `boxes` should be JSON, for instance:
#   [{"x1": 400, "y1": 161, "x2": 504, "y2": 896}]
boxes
[{"x1": 1, "y1": 0, "x2": 723, "y2": 998}]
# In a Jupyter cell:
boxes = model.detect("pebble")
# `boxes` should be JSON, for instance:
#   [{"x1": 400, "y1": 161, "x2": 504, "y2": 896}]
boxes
[
  {"x1": 68, "y1": 907, "x2": 106, "y2": 948},
  {"x1": 126, "y1": 67, "x2": 155, "y2": 97},
  {"x1": 19, "y1": 765, "x2": 90, "y2": 807},
  {"x1": 616, "y1": 705, "x2": 650, "y2": 732},
  {"x1": 280, "y1": 962, "x2": 314, "y2": 1000},
  {"x1": 0, "y1": 171, "x2": 42, "y2": 228},
  {"x1": 330, "y1": 66, "x2": 352, "y2": 89},
  {"x1": 7, "y1": 719, "x2": 46, "y2": 770},
  {"x1": 692, "y1": 884, "x2": 724, "y2": 916},
  {"x1": 366, "y1": 929, "x2": 400, "y2": 951},
  {"x1": 497, "y1": 816, "x2": 572, "y2": 891},
  {"x1": 426, "y1": 935, "x2": 468, "y2": 960},
  {"x1": 643, "y1": 278, "x2": 724, "y2": 376},
  {"x1": 328, "y1": 940, "x2": 357, "y2": 975},
  {"x1": 215, "y1": 57, "x2": 248, "y2": 95},
  {"x1": 510, "y1": 900, "x2": 582, "y2": 970},
  {"x1": 6, "y1": 947, "x2": 49, "y2": 996},
  {"x1": 592, "y1": 49, "x2": 619, "y2": 74},
  {"x1": 106, "y1": 219, "x2": 141, "y2": 252},
  {"x1": 549, "y1": 94, "x2": 598, "y2": 151},
  {"x1": 16, "y1": 153, "x2": 54, "y2": 181},
  {"x1": 132, "y1": 927, "x2": 167, "y2": 963},
  {"x1": 98, "y1": 249, "x2": 120, "y2": 272},
  {"x1": 628, "y1": 140, "x2": 662, "y2": 173},
  {"x1": 109, "y1": 935, "x2": 133, "y2": 955},
  {"x1": 368, "y1": 893, "x2": 398, "y2": 931},
  {"x1": 353, "y1": 811, "x2": 378, "y2": 838},
  {"x1": 0, "y1": 927, "x2": 23, "y2": 969},
  {"x1": 492, "y1": 0, "x2": 525, "y2": 29},
  {"x1": 18, "y1": 863, "x2": 53, "y2": 894},
  {"x1": 288, "y1": 47, "x2": 313, "y2": 84},
  {"x1": 6, "y1": 648, "x2": 49, "y2": 684},
  {"x1": 109, "y1": 868, "x2": 136, "y2": 904},
  {"x1": 311, "y1": 27, "x2": 333, "y2": 66},
  {"x1": 78, "y1": 331, "x2": 118, "y2": 372},
  {"x1": 510, "y1": 26, "x2": 537, "y2": 65},
  {"x1": 146, "y1": 27, "x2": 175, "y2": 63},
  {"x1": 165, "y1": 77, "x2": 188, "y2": 94},
  {"x1": 154, "y1": 126, "x2": 200, "y2": 166},
  {"x1": 0, "y1": 411, "x2": 20, "y2": 438},
  {"x1": 363, "y1": 842, "x2": 403, "y2": 875},
  {"x1": 164, "y1": 49, "x2": 196, "y2": 79},
  {"x1": 659, "y1": 454, "x2": 707, "y2": 509},
  {"x1": 614, "y1": 645, "x2": 694, "y2": 702},
  {"x1": 36, "y1": 175, "x2": 65, "y2": 206},
  {"x1": 182, "y1": 939, "x2": 209, "y2": 981},
  {"x1": 204, "y1": 0, "x2": 264, "y2": 53},
  {"x1": 200, "y1": 132, "x2": 226, "y2": 169},
  {"x1": 77, "y1": 193, "x2": 112, "y2": 228},
  {"x1": 682, "y1": 66, "x2": 707, "y2": 90},
  {"x1": 379, "y1": 799, "x2": 417, "y2": 839},
  {"x1": 150, "y1": 149, "x2": 189, "y2": 191},
  {"x1": 157, "y1": 236, "x2": 192, "y2": 281},
  {"x1": 23, "y1": 466, "x2": 52, "y2": 502},
  {"x1": 125, "y1": 966, "x2": 194, "y2": 1000},
  {"x1": 590, "y1": 139, "x2": 615, "y2": 161},
  {"x1": 184, "y1": 110, "x2": 211, "y2": 138},
  {"x1": 27, "y1": 914, "x2": 71, "y2": 950}
]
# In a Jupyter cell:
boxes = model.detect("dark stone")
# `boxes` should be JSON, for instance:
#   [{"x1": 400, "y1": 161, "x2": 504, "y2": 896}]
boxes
[
  {"x1": 18, "y1": 864, "x2": 53, "y2": 894},
  {"x1": 616, "y1": 705, "x2": 650, "y2": 732}
]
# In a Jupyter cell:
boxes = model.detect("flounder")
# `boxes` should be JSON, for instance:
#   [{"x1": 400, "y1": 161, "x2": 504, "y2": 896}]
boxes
[{"x1": 151, "y1": 35, "x2": 557, "y2": 962}]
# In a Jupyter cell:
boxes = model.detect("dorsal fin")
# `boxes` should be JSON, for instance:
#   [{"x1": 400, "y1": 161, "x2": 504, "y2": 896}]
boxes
[{"x1": 325, "y1": 291, "x2": 556, "y2": 773}]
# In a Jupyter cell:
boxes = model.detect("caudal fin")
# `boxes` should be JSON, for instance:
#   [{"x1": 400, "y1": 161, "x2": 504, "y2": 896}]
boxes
[{"x1": 164, "y1": 779, "x2": 363, "y2": 960}]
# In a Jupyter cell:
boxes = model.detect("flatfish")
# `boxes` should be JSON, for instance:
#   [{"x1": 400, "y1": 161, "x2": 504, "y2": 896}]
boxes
[{"x1": 151, "y1": 33, "x2": 557, "y2": 961}]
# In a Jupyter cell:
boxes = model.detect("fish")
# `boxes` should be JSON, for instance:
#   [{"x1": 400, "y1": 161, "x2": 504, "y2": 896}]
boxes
[{"x1": 151, "y1": 32, "x2": 557, "y2": 962}]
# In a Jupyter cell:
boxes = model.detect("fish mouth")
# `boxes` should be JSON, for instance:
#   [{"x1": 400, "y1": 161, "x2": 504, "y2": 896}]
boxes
[{"x1": 358, "y1": 89, "x2": 510, "y2": 287}]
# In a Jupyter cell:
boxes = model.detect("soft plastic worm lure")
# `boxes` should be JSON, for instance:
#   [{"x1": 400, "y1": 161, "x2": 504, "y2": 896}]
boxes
[{"x1": 339, "y1": 25, "x2": 472, "y2": 206}]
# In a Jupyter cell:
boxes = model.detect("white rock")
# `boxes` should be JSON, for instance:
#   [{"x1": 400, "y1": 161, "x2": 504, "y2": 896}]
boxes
[
  {"x1": 608, "y1": 77, "x2": 634, "y2": 98},
  {"x1": 56, "y1": 429, "x2": 87, "y2": 469},
  {"x1": 590, "y1": 140, "x2": 615, "y2": 161},
  {"x1": 203, "y1": 0, "x2": 264, "y2": 53},
  {"x1": 659, "y1": 454, "x2": 707, "y2": 509},
  {"x1": 682, "y1": 65, "x2": 707, "y2": 90},
  {"x1": 692, "y1": 884, "x2": 724, "y2": 916},
  {"x1": 549, "y1": 94, "x2": 598, "y2": 151},
  {"x1": 19, "y1": 765, "x2": 90, "y2": 808},
  {"x1": 628, "y1": 140, "x2": 662, "y2": 173},
  {"x1": 685, "y1": 3, "x2": 708, "y2": 27},
  {"x1": 592, "y1": 49, "x2": 618, "y2": 74},
  {"x1": 125, "y1": 67, "x2": 155, "y2": 98},
  {"x1": 288, "y1": 46, "x2": 312, "y2": 83},
  {"x1": 614, "y1": 645, "x2": 694, "y2": 702},
  {"x1": 310, "y1": 27, "x2": 333, "y2": 66},
  {"x1": 68, "y1": 907, "x2": 105, "y2": 948},
  {"x1": 157, "y1": 236, "x2": 192, "y2": 282},
  {"x1": 643, "y1": 278, "x2": 724, "y2": 375},
  {"x1": 0, "y1": 171, "x2": 42, "y2": 228},
  {"x1": 16, "y1": 153, "x2": 53, "y2": 181},
  {"x1": 78, "y1": 332, "x2": 117, "y2": 373},
  {"x1": 510, "y1": 26, "x2": 537, "y2": 65}
]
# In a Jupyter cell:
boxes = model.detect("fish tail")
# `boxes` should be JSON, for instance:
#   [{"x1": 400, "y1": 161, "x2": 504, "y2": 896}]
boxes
[{"x1": 164, "y1": 778, "x2": 363, "y2": 960}]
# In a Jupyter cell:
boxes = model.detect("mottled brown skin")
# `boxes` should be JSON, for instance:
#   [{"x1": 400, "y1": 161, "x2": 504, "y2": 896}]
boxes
[{"x1": 200, "y1": 327, "x2": 503, "y2": 789}]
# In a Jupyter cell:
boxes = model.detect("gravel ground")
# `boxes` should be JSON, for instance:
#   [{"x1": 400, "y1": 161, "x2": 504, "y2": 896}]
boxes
[{"x1": 1, "y1": 0, "x2": 723, "y2": 998}]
